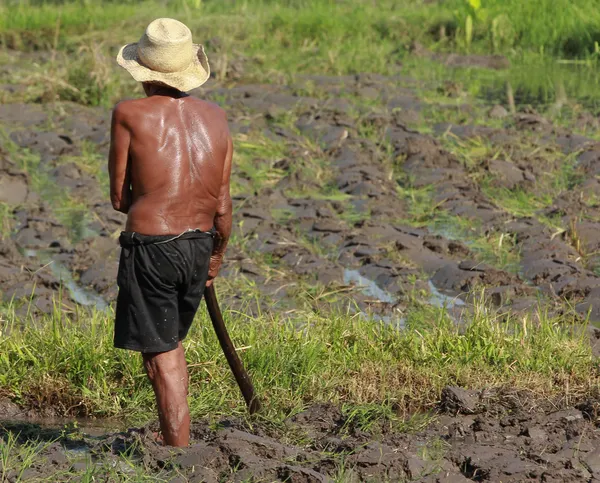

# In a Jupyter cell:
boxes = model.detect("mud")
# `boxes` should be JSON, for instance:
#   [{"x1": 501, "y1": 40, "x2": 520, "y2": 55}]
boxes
[
  {"x1": 4, "y1": 389, "x2": 600, "y2": 482},
  {"x1": 2, "y1": 47, "x2": 600, "y2": 480}
]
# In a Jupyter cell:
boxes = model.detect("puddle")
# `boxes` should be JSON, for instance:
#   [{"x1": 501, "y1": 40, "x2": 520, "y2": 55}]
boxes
[
  {"x1": 343, "y1": 269, "x2": 404, "y2": 327},
  {"x1": 0, "y1": 416, "x2": 131, "y2": 467},
  {"x1": 343, "y1": 269, "x2": 395, "y2": 304},
  {"x1": 79, "y1": 224, "x2": 100, "y2": 241},
  {"x1": 427, "y1": 281, "x2": 465, "y2": 309},
  {"x1": 0, "y1": 415, "x2": 125, "y2": 436},
  {"x1": 24, "y1": 250, "x2": 108, "y2": 311},
  {"x1": 50, "y1": 261, "x2": 108, "y2": 311},
  {"x1": 23, "y1": 248, "x2": 37, "y2": 258},
  {"x1": 64, "y1": 447, "x2": 90, "y2": 457},
  {"x1": 343, "y1": 269, "x2": 466, "y2": 325}
]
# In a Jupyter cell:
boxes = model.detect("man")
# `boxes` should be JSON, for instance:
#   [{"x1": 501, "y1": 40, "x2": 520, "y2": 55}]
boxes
[{"x1": 109, "y1": 18, "x2": 232, "y2": 447}]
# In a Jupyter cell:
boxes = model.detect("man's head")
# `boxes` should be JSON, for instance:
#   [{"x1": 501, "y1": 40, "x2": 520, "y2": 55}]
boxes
[{"x1": 117, "y1": 18, "x2": 210, "y2": 93}]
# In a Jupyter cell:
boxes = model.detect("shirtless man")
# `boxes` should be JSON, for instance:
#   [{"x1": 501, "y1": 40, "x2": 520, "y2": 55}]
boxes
[{"x1": 109, "y1": 18, "x2": 232, "y2": 447}]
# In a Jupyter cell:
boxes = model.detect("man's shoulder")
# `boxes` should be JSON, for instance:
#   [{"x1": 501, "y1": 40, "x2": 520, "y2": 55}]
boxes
[
  {"x1": 112, "y1": 98, "x2": 147, "y2": 116},
  {"x1": 111, "y1": 99, "x2": 143, "y2": 128},
  {"x1": 186, "y1": 97, "x2": 227, "y2": 118}
]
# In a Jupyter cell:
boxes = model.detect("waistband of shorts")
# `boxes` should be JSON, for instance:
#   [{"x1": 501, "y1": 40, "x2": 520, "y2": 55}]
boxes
[{"x1": 119, "y1": 228, "x2": 215, "y2": 247}]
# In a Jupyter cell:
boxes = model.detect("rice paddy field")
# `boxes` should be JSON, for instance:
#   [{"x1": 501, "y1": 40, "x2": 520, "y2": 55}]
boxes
[{"x1": 2, "y1": 0, "x2": 600, "y2": 481}]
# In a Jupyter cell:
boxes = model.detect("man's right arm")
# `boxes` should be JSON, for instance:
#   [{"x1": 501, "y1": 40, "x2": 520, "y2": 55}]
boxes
[
  {"x1": 108, "y1": 104, "x2": 132, "y2": 214},
  {"x1": 206, "y1": 134, "x2": 233, "y2": 286}
]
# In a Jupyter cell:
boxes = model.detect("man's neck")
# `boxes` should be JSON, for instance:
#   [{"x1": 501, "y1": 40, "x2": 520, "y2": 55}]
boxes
[{"x1": 144, "y1": 84, "x2": 187, "y2": 98}]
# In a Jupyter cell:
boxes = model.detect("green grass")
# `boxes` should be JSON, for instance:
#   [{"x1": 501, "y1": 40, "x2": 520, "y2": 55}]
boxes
[
  {"x1": 483, "y1": 186, "x2": 553, "y2": 218},
  {"x1": 447, "y1": 0, "x2": 600, "y2": 58},
  {"x1": 434, "y1": 215, "x2": 522, "y2": 273},
  {"x1": 0, "y1": 0, "x2": 432, "y2": 106},
  {"x1": 0, "y1": 289, "x2": 596, "y2": 426},
  {"x1": 481, "y1": 155, "x2": 581, "y2": 220},
  {"x1": 0, "y1": 203, "x2": 17, "y2": 240},
  {"x1": 396, "y1": 177, "x2": 522, "y2": 272},
  {"x1": 0, "y1": 431, "x2": 53, "y2": 483},
  {"x1": 231, "y1": 136, "x2": 288, "y2": 196},
  {"x1": 395, "y1": 128, "x2": 587, "y2": 272},
  {"x1": 437, "y1": 129, "x2": 584, "y2": 222},
  {"x1": 404, "y1": 53, "x2": 600, "y2": 117},
  {"x1": 4, "y1": 0, "x2": 600, "y2": 60},
  {"x1": 3, "y1": 0, "x2": 600, "y2": 111},
  {"x1": 0, "y1": 287, "x2": 594, "y2": 482},
  {"x1": 61, "y1": 141, "x2": 110, "y2": 197},
  {"x1": 440, "y1": 133, "x2": 497, "y2": 171}
]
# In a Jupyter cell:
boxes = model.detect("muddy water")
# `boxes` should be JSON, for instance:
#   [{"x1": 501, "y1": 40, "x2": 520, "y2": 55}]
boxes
[
  {"x1": 0, "y1": 415, "x2": 124, "y2": 438},
  {"x1": 343, "y1": 268, "x2": 464, "y2": 325},
  {"x1": 23, "y1": 249, "x2": 108, "y2": 311},
  {"x1": 343, "y1": 268, "x2": 401, "y2": 326},
  {"x1": 48, "y1": 259, "x2": 108, "y2": 311},
  {"x1": 343, "y1": 268, "x2": 395, "y2": 304},
  {"x1": 427, "y1": 281, "x2": 465, "y2": 309}
]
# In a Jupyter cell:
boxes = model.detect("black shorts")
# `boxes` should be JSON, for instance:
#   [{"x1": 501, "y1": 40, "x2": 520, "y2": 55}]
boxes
[{"x1": 114, "y1": 229, "x2": 214, "y2": 353}]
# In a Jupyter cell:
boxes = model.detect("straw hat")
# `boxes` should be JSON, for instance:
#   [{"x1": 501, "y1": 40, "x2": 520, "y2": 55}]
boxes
[{"x1": 117, "y1": 18, "x2": 210, "y2": 92}]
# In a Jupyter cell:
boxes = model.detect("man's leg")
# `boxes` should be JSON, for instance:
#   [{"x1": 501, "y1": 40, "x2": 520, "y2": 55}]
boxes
[{"x1": 142, "y1": 341, "x2": 190, "y2": 447}]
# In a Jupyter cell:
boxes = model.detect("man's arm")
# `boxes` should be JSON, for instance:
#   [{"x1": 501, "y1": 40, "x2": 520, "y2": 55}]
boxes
[
  {"x1": 207, "y1": 134, "x2": 233, "y2": 287},
  {"x1": 108, "y1": 104, "x2": 132, "y2": 214}
]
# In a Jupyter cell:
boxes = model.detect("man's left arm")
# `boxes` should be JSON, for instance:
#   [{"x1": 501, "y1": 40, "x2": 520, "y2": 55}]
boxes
[
  {"x1": 108, "y1": 104, "x2": 132, "y2": 214},
  {"x1": 206, "y1": 134, "x2": 233, "y2": 287}
]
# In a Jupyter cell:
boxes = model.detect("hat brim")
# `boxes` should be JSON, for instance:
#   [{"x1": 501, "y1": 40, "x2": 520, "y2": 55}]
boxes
[{"x1": 116, "y1": 42, "x2": 210, "y2": 92}]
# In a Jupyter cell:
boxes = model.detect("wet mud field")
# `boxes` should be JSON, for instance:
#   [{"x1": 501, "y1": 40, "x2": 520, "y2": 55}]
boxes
[
  {"x1": 5, "y1": 394, "x2": 600, "y2": 482},
  {"x1": 3, "y1": 47, "x2": 600, "y2": 481}
]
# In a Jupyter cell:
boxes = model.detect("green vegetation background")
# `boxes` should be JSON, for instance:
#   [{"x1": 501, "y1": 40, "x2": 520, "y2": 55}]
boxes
[
  {"x1": 2, "y1": 0, "x2": 600, "y2": 109},
  {"x1": 4, "y1": 0, "x2": 600, "y2": 58}
]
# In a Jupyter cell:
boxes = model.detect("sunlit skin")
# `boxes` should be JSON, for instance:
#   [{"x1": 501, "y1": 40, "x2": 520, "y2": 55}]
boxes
[{"x1": 108, "y1": 82, "x2": 233, "y2": 446}]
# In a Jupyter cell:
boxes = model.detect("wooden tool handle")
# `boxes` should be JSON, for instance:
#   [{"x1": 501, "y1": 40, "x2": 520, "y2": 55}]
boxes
[{"x1": 204, "y1": 284, "x2": 261, "y2": 414}]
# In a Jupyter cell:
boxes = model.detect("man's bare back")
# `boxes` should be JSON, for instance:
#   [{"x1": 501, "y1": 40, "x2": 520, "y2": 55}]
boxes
[{"x1": 109, "y1": 88, "x2": 232, "y2": 235}]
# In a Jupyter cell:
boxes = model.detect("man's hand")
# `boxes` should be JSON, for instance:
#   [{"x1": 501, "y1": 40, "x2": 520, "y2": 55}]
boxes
[{"x1": 206, "y1": 253, "x2": 223, "y2": 287}]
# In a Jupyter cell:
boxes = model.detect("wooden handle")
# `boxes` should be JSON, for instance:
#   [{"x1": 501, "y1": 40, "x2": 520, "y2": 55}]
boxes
[{"x1": 204, "y1": 284, "x2": 261, "y2": 414}]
